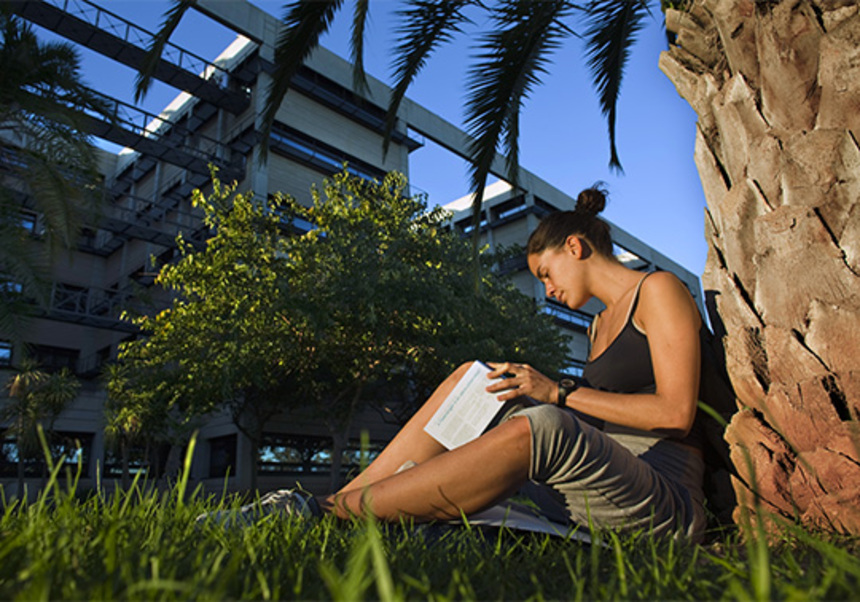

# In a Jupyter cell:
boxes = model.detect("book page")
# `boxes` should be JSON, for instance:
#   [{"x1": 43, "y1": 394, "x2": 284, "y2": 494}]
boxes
[{"x1": 424, "y1": 361, "x2": 506, "y2": 449}]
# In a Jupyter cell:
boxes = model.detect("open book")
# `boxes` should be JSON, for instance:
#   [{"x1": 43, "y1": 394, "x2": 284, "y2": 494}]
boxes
[
  {"x1": 423, "y1": 361, "x2": 505, "y2": 449},
  {"x1": 423, "y1": 361, "x2": 590, "y2": 542}
]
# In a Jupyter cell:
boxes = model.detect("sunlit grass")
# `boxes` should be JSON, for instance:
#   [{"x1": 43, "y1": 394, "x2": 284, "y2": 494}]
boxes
[{"x1": 1, "y1": 445, "x2": 858, "y2": 600}]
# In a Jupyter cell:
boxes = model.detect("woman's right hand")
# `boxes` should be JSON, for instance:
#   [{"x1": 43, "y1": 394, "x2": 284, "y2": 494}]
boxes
[{"x1": 485, "y1": 362, "x2": 557, "y2": 404}]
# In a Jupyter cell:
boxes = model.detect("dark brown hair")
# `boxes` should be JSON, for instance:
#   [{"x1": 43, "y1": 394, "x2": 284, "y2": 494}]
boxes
[{"x1": 526, "y1": 184, "x2": 614, "y2": 258}]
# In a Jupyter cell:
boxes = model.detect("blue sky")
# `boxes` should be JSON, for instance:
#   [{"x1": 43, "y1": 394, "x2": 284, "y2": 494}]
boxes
[{"x1": 32, "y1": 0, "x2": 708, "y2": 278}]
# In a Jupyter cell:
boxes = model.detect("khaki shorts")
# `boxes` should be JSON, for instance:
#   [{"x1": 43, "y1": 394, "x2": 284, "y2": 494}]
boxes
[{"x1": 496, "y1": 401, "x2": 706, "y2": 541}]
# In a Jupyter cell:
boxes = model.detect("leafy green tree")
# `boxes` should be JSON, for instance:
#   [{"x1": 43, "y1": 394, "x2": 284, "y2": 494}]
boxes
[
  {"x1": 279, "y1": 169, "x2": 568, "y2": 489},
  {"x1": 1, "y1": 359, "x2": 80, "y2": 498},
  {"x1": 114, "y1": 175, "x2": 310, "y2": 491},
  {"x1": 0, "y1": 11, "x2": 111, "y2": 336},
  {"x1": 117, "y1": 168, "x2": 567, "y2": 492}
]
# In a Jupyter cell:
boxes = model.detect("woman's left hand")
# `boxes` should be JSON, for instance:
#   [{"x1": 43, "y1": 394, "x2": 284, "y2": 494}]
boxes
[{"x1": 485, "y1": 362, "x2": 557, "y2": 404}]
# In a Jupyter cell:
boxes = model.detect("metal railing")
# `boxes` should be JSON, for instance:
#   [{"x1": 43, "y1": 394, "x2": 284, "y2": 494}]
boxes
[
  {"x1": 43, "y1": 0, "x2": 234, "y2": 88},
  {"x1": 48, "y1": 281, "x2": 150, "y2": 330}
]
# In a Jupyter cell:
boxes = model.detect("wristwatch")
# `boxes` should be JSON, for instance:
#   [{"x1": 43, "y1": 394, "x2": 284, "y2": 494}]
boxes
[{"x1": 557, "y1": 377, "x2": 581, "y2": 407}]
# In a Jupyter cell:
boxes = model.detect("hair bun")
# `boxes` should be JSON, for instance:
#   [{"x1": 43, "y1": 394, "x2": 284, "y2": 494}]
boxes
[{"x1": 574, "y1": 183, "x2": 607, "y2": 218}]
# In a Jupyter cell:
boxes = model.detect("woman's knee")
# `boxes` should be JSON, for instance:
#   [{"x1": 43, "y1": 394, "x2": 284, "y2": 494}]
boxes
[
  {"x1": 436, "y1": 362, "x2": 480, "y2": 393},
  {"x1": 511, "y1": 405, "x2": 589, "y2": 481},
  {"x1": 452, "y1": 361, "x2": 477, "y2": 380},
  {"x1": 484, "y1": 415, "x2": 533, "y2": 476},
  {"x1": 418, "y1": 362, "x2": 480, "y2": 418}
]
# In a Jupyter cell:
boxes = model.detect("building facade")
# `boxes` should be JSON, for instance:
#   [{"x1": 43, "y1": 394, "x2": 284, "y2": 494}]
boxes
[{"x1": 1, "y1": 0, "x2": 702, "y2": 496}]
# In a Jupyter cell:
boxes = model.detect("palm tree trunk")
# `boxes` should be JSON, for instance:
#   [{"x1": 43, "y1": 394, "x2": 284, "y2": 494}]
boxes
[{"x1": 660, "y1": 0, "x2": 860, "y2": 534}]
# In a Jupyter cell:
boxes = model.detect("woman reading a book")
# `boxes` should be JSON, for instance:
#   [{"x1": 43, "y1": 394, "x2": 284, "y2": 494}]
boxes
[{"x1": 208, "y1": 185, "x2": 707, "y2": 541}]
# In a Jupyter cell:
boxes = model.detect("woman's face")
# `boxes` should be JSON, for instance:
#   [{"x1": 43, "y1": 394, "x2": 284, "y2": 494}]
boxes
[{"x1": 528, "y1": 240, "x2": 588, "y2": 309}]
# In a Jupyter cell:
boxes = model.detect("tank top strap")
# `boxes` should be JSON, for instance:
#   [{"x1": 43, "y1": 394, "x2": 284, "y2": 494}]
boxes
[
  {"x1": 588, "y1": 272, "x2": 653, "y2": 350},
  {"x1": 588, "y1": 314, "x2": 599, "y2": 346},
  {"x1": 622, "y1": 272, "x2": 654, "y2": 330}
]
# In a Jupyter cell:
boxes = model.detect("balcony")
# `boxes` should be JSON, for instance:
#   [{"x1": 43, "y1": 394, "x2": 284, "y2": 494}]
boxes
[{"x1": 8, "y1": 0, "x2": 250, "y2": 114}]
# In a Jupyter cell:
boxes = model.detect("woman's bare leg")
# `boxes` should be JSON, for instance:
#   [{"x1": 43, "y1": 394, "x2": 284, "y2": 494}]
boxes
[
  {"x1": 321, "y1": 416, "x2": 532, "y2": 521},
  {"x1": 337, "y1": 362, "x2": 479, "y2": 495}
]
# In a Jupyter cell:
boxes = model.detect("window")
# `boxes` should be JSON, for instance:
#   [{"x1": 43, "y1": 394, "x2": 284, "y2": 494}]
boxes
[
  {"x1": 269, "y1": 122, "x2": 386, "y2": 183},
  {"x1": 102, "y1": 441, "x2": 170, "y2": 479},
  {"x1": 0, "y1": 432, "x2": 93, "y2": 478},
  {"x1": 258, "y1": 434, "x2": 384, "y2": 478},
  {"x1": 29, "y1": 344, "x2": 79, "y2": 373},
  {"x1": 542, "y1": 302, "x2": 591, "y2": 332},
  {"x1": 0, "y1": 438, "x2": 18, "y2": 477},
  {"x1": 258, "y1": 434, "x2": 329, "y2": 476},
  {"x1": 493, "y1": 196, "x2": 527, "y2": 221},
  {"x1": 51, "y1": 432, "x2": 93, "y2": 475},
  {"x1": 561, "y1": 358, "x2": 586, "y2": 378},
  {"x1": 18, "y1": 211, "x2": 39, "y2": 234},
  {"x1": 208, "y1": 434, "x2": 237, "y2": 478},
  {"x1": 0, "y1": 277, "x2": 23, "y2": 296},
  {"x1": 457, "y1": 215, "x2": 488, "y2": 235},
  {"x1": 0, "y1": 341, "x2": 11, "y2": 367}
]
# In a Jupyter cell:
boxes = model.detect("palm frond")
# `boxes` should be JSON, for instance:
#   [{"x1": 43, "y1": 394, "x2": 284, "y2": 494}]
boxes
[
  {"x1": 261, "y1": 0, "x2": 345, "y2": 159},
  {"x1": 582, "y1": 0, "x2": 650, "y2": 173},
  {"x1": 350, "y1": 0, "x2": 371, "y2": 96},
  {"x1": 0, "y1": 13, "x2": 105, "y2": 335},
  {"x1": 0, "y1": 192, "x2": 47, "y2": 338},
  {"x1": 464, "y1": 0, "x2": 573, "y2": 230},
  {"x1": 135, "y1": 0, "x2": 197, "y2": 103},
  {"x1": 383, "y1": 0, "x2": 474, "y2": 156}
]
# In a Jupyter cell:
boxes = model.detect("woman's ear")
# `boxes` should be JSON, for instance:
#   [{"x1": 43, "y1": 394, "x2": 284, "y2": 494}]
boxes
[{"x1": 564, "y1": 235, "x2": 592, "y2": 260}]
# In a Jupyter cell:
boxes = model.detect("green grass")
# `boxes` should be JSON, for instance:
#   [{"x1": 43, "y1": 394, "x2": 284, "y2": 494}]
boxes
[{"x1": 1, "y1": 454, "x2": 858, "y2": 600}]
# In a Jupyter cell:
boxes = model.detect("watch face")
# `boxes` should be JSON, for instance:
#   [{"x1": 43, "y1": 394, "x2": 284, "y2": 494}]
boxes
[{"x1": 559, "y1": 379, "x2": 576, "y2": 389}]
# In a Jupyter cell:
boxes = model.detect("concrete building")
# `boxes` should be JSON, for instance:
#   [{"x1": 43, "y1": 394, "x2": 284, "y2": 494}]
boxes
[{"x1": 1, "y1": 0, "x2": 701, "y2": 496}]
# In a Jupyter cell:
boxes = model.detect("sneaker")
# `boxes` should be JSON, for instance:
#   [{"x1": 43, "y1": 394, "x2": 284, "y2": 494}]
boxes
[{"x1": 196, "y1": 487, "x2": 321, "y2": 528}]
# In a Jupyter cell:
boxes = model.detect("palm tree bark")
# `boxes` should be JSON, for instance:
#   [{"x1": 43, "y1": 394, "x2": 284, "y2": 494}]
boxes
[{"x1": 660, "y1": 0, "x2": 860, "y2": 534}]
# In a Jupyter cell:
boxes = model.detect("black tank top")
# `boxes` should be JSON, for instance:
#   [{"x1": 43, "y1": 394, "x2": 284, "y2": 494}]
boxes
[
  {"x1": 582, "y1": 274, "x2": 655, "y2": 394},
  {"x1": 579, "y1": 273, "x2": 708, "y2": 458}
]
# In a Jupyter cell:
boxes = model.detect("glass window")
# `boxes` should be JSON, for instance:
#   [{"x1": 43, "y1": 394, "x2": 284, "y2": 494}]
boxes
[
  {"x1": 258, "y1": 434, "x2": 329, "y2": 476},
  {"x1": 542, "y1": 302, "x2": 592, "y2": 332},
  {"x1": 50, "y1": 432, "x2": 93, "y2": 474},
  {"x1": 561, "y1": 358, "x2": 586, "y2": 378},
  {"x1": 0, "y1": 278, "x2": 22, "y2": 296},
  {"x1": 18, "y1": 211, "x2": 38, "y2": 234},
  {"x1": 102, "y1": 441, "x2": 170, "y2": 480},
  {"x1": 0, "y1": 341, "x2": 11, "y2": 367},
  {"x1": 457, "y1": 216, "x2": 488, "y2": 234},
  {"x1": 269, "y1": 123, "x2": 385, "y2": 183},
  {"x1": 29, "y1": 344, "x2": 79, "y2": 373},
  {"x1": 493, "y1": 196, "x2": 527, "y2": 221},
  {"x1": 208, "y1": 434, "x2": 237, "y2": 478},
  {"x1": 0, "y1": 432, "x2": 93, "y2": 477},
  {"x1": 0, "y1": 438, "x2": 20, "y2": 477},
  {"x1": 258, "y1": 434, "x2": 383, "y2": 478}
]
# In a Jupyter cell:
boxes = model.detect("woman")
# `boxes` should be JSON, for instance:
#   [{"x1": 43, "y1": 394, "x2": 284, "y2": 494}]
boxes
[{"x1": 208, "y1": 185, "x2": 707, "y2": 541}]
